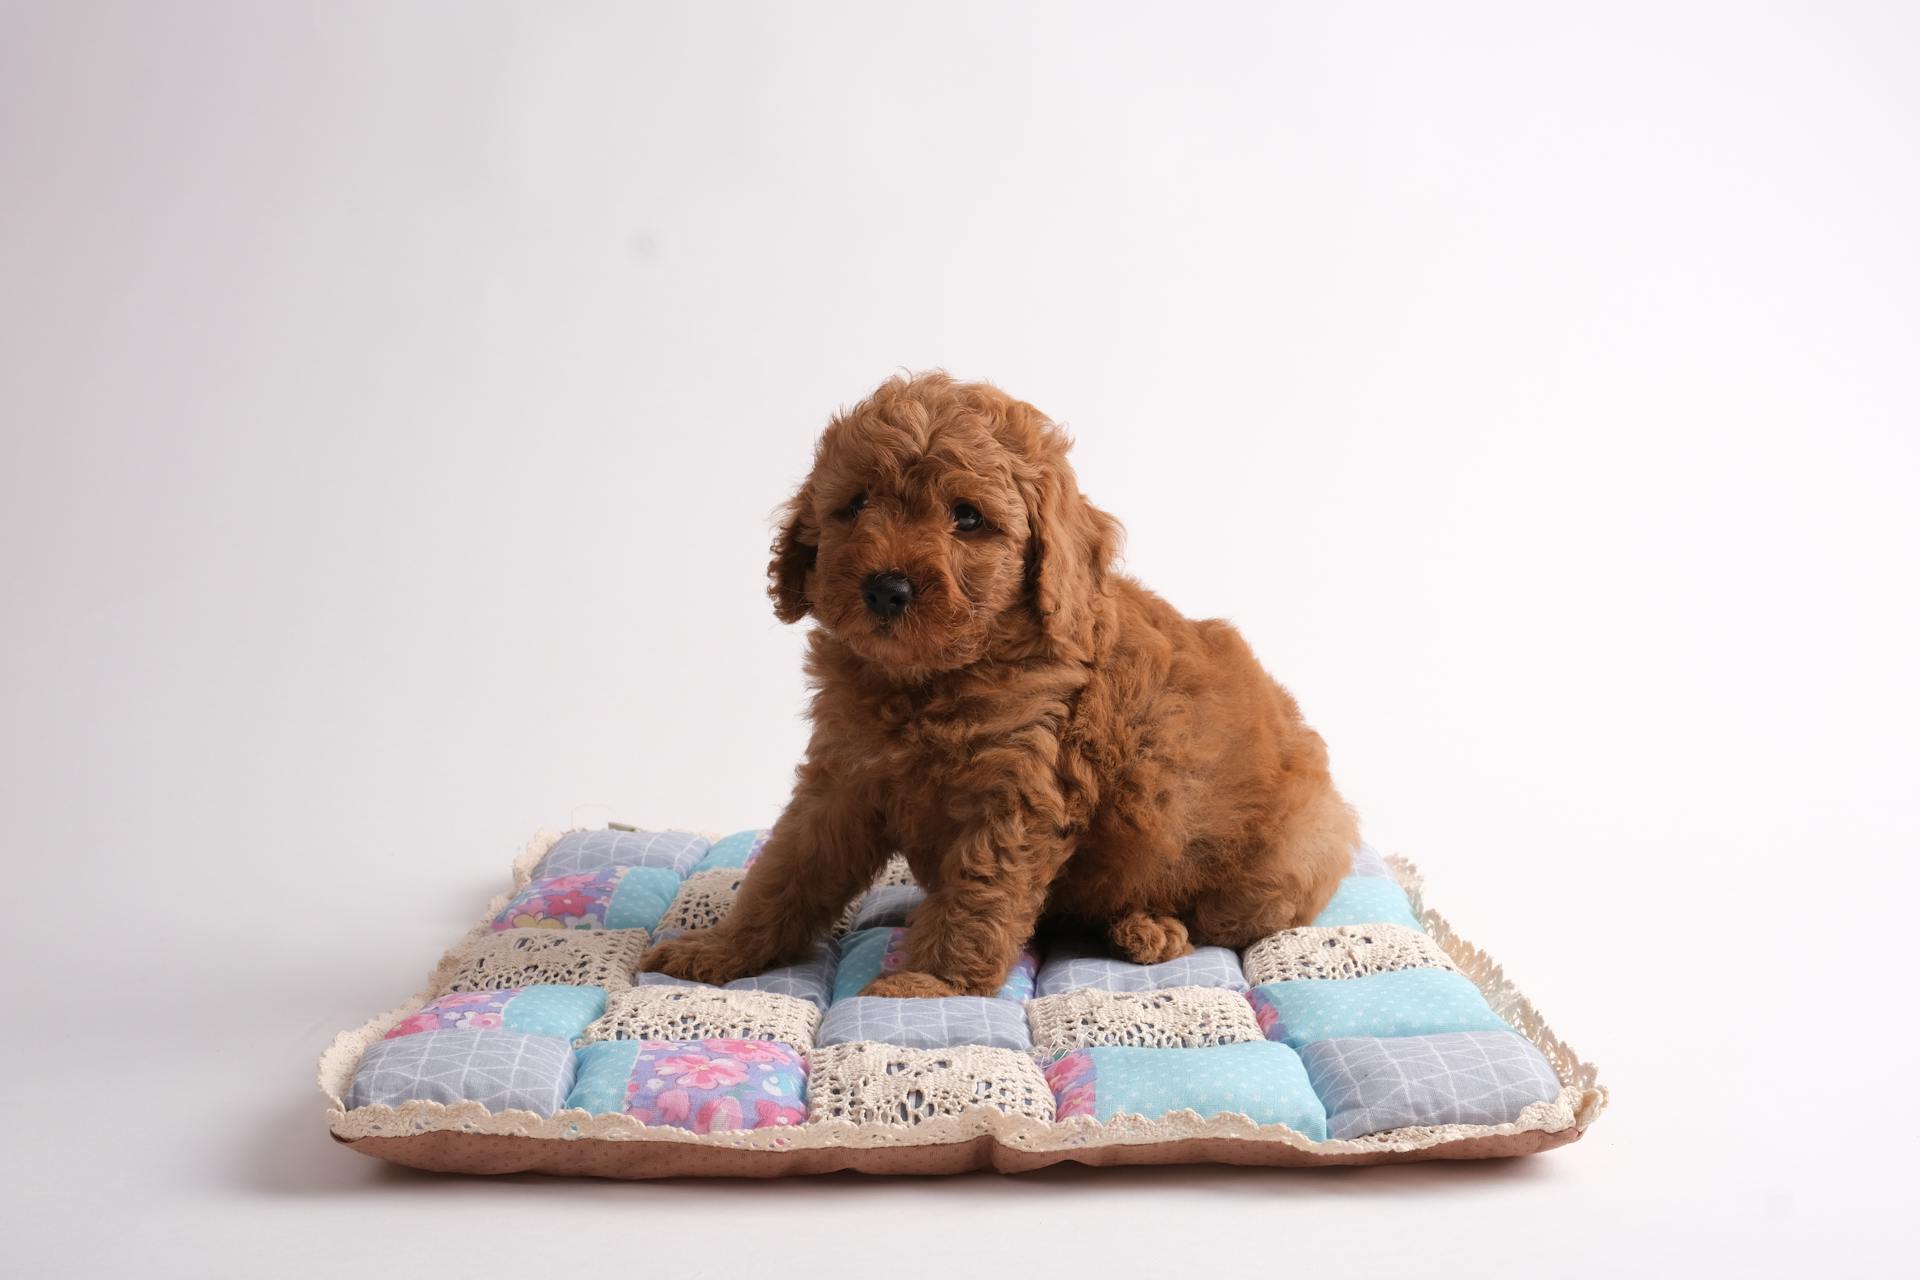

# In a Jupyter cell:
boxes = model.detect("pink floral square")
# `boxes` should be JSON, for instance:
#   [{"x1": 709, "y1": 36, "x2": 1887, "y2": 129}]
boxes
[
  {"x1": 385, "y1": 989, "x2": 518, "y2": 1039},
  {"x1": 621, "y1": 1039, "x2": 809, "y2": 1133}
]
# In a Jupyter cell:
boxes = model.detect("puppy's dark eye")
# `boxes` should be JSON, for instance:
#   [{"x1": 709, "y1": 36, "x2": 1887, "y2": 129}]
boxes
[
  {"x1": 843, "y1": 492, "x2": 867, "y2": 518},
  {"x1": 951, "y1": 502, "x2": 984, "y2": 532}
]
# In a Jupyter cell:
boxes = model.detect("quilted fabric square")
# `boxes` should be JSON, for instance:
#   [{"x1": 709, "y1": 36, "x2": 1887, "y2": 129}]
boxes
[
  {"x1": 566, "y1": 1038, "x2": 808, "y2": 1132},
  {"x1": 1043, "y1": 1042, "x2": 1327, "y2": 1138},
  {"x1": 833, "y1": 928, "x2": 1038, "y2": 1002},
  {"x1": 1034, "y1": 942, "x2": 1249, "y2": 998},
  {"x1": 808, "y1": 1043, "x2": 1054, "y2": 1126},
  {"x1": 1026, "y1": 986, "x2": 1263, "y2": 1052},
  {"x1": 1248, "y1": 969, "x2": 1510, "y2": 1049},
  {"x1": 531, "y1": 828, "x2": 710, "y2": 880},
  {"x1": 1350, "y1": 844, "x2": 1389, "y2": 878},
  {"x1": 690, "y1": 828, "x2": 770, "y2": 874},
  {"x1": 1300, "y1": 1031, "x2": 1563, "y2": 1139},
  {"x1": 817, "y1": 996, "x2": 1034, "y2": 1050},
  {"x1": 727, "y1": 939, "x2": 841, "y2": 1008},
  {"x1": 630, "y1": 936, "x2": 840, "y2": 1010},
  {"x1": 1313, "y1": 874, "x2": 1422, "y2": 928},
  {"x1": 443, "y1": 928, "x2": 649, "y2": 993},
  {"x1": 831, "y1": 928, "x2": 908, "y2": 1001},
  {"x1": 1242, "y1": 923, "x2": 1457, "y2": 984},
  {"x1": 385, "y1": 985, "x2": 605, "y2": 1041},
  {"x1": 580, "y1": 986, "x2": 820, "y2": 1048},
  {"x1": 346, "y1": 1029, "x2": 575, "y2": 1115},
  {"x1": 850, "y1": 883, "x2": 926, "y2": 931},
  {"x1": 492, "y1": 865, "x2": 680, "y2": 933}
]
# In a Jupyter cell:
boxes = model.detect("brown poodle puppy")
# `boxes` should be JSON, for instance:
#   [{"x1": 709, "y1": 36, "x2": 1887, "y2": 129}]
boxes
[{"x1": 645, "y1": 372, "x2": 1357, "y2": 997}]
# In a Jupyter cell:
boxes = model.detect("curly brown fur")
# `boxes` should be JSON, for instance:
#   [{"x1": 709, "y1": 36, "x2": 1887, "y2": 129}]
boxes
[{"x1": 645, "y1": 372, "x2": 1357, "y2": 996}]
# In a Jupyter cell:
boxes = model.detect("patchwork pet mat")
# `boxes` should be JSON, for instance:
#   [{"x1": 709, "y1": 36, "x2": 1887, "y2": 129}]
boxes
[{"x1": 320, "y1": 827, "x2": 1607, "y2": 1177}]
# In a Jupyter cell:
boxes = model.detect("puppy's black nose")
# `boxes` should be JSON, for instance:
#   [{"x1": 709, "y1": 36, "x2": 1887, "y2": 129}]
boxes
[{"x1": 862, "y1": 571, "x2": 914, "y2": 619}]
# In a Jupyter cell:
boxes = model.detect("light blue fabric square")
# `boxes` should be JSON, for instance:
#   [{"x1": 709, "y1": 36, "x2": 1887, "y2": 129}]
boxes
[
  {"x1": 501, "y1": 985, "x2": 606, "y2": 1040},
  {"x1": 533, "y1": 828, "x2": 710, "y2": 880},
  {"x1": 1313, "y1": 875, "x2": 1421, "y2": 929},
  {"x1": 1350, "y1": 844, "x2": 1389, "y2": 878},
  {"x1": 1248, "y1": 969, "x2": 1509, "y2": 1049},
  {"x1": 832, "y1": 928, "x2": 1032, "y2": 1002},
  {"x1": 832, "y1": 927, "x2": 898, "y2": 1002},
  {"x1": 851, "y1": 884, "x2": 926, "y2": 931},
  {"x1": 604, "y1": 866, "x2": 680, "y2": 931},
  {"x1": 566, "y1": 1040, "x2": 643, "y2": 1115},
  {"x1": 996, "y1": 950, "x2": 1039, "y2": 1002},
  {"x1": 692, "y1": 829, "x2": 770, "y2": 874},
  {"x1": 1052, "y1": 1042, "x2": 1327, "y2": 1138}
]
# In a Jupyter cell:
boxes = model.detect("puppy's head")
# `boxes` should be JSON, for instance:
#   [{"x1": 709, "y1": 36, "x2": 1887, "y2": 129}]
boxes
[{"x1": 770, "y1": 372, "x2": 1120, "y2": 675}]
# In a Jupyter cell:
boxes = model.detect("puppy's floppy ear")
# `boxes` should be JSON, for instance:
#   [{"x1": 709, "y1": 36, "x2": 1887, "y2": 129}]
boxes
[
  {"x1": 1020, "y1": 420, "x2": 1121, "y2": 659},
  {"x1": 767, "y1": 483, "x2": 818, "y2": 623}
]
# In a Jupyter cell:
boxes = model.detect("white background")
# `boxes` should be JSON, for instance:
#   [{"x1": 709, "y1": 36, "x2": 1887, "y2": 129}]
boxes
[{"x1": 3, "y1": 2, "x2": 1916, "y2": 1275}]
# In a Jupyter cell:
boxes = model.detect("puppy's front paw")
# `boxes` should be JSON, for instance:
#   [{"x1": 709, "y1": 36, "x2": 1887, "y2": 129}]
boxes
[
  {"x1": 640, "y1": 931, "x2": 758, "y2": 985},
  {"x1": 1109, "y1": 911, "x2": 1193, "y2": 965},
  {"x1": 861, "y1": 971, "x2": 964, "y2": 999}
]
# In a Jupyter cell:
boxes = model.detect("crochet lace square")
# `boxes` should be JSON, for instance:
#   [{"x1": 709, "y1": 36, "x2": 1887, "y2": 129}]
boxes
[
  {"x1": 873, "y1": 854, "x2": 917, "y2": 887},
  {"x1": 577, "y1": 986, "x2": 821, "y2": 1049},
  {"x1": 443, "y1": 928, "x2": 650, "y2": 994},
  {"x1": 1242, "y1": 923, "x2": 1457, "y2": 985},
  {"x1": 657, "y1": 867, "x2": 749, "y2": 933},
  {"x1": 1026, "y1": 986, "x2": 1263, "y2": 1053},
  {"x1": 806, "y1": 1042, "x2": 1055, "y2": 1126}
]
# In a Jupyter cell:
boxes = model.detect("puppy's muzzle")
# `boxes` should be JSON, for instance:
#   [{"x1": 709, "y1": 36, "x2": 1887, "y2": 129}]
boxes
[{"x1": 861, "y1": 571, "x2": 914, "y2": 619}]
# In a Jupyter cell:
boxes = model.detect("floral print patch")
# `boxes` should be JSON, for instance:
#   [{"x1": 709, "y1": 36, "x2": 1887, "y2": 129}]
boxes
[
  {"x1": 622, "y1": 1039, "x2": 808, "y2": 1133},
  {"x1": 495, "y1": 869, "x2": 626, "y2": 930},
  {"x1": 490, "y1": 865, "x2": 678, "y2": 933},
  {"x1": 1044, "y1": 1049, "x2": 1099, "y2": 1120},
  {"x1": 386, "y1": 989, "x2": 517, "y2": 1039},
  {"x1": 1250, "y1": 989, "x2": 1282, "y2": 1039},
  {"x1": 997, "y1": 947, "x2": 1041, "y2": 1002},
  {"x1": 383, "y1": 985, "x2": 608, "y2": 1042}
]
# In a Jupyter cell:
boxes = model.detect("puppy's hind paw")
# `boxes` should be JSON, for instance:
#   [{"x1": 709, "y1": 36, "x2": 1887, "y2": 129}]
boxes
[
  {"x1": 1108, "y1": 911, "x2": 1193, "y2": 965},
  {"x1": 861, "y1": 971, "x2": 964, "y2": 999}
]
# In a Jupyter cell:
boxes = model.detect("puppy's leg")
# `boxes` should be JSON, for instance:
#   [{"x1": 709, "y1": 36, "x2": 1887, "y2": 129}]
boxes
[
  {"x1": 1108, "y1": 910, "x2": 1193, "y2": 964},
  {"x1": 1185, "y1": 799, "x2": 1354, "y2": 948},
  {"x1": 863, "y1": 823, "x2": 1060, "y2": 998},
  {"x1": 644, "y1": 773, "x2": 886, "y2": 985}
]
